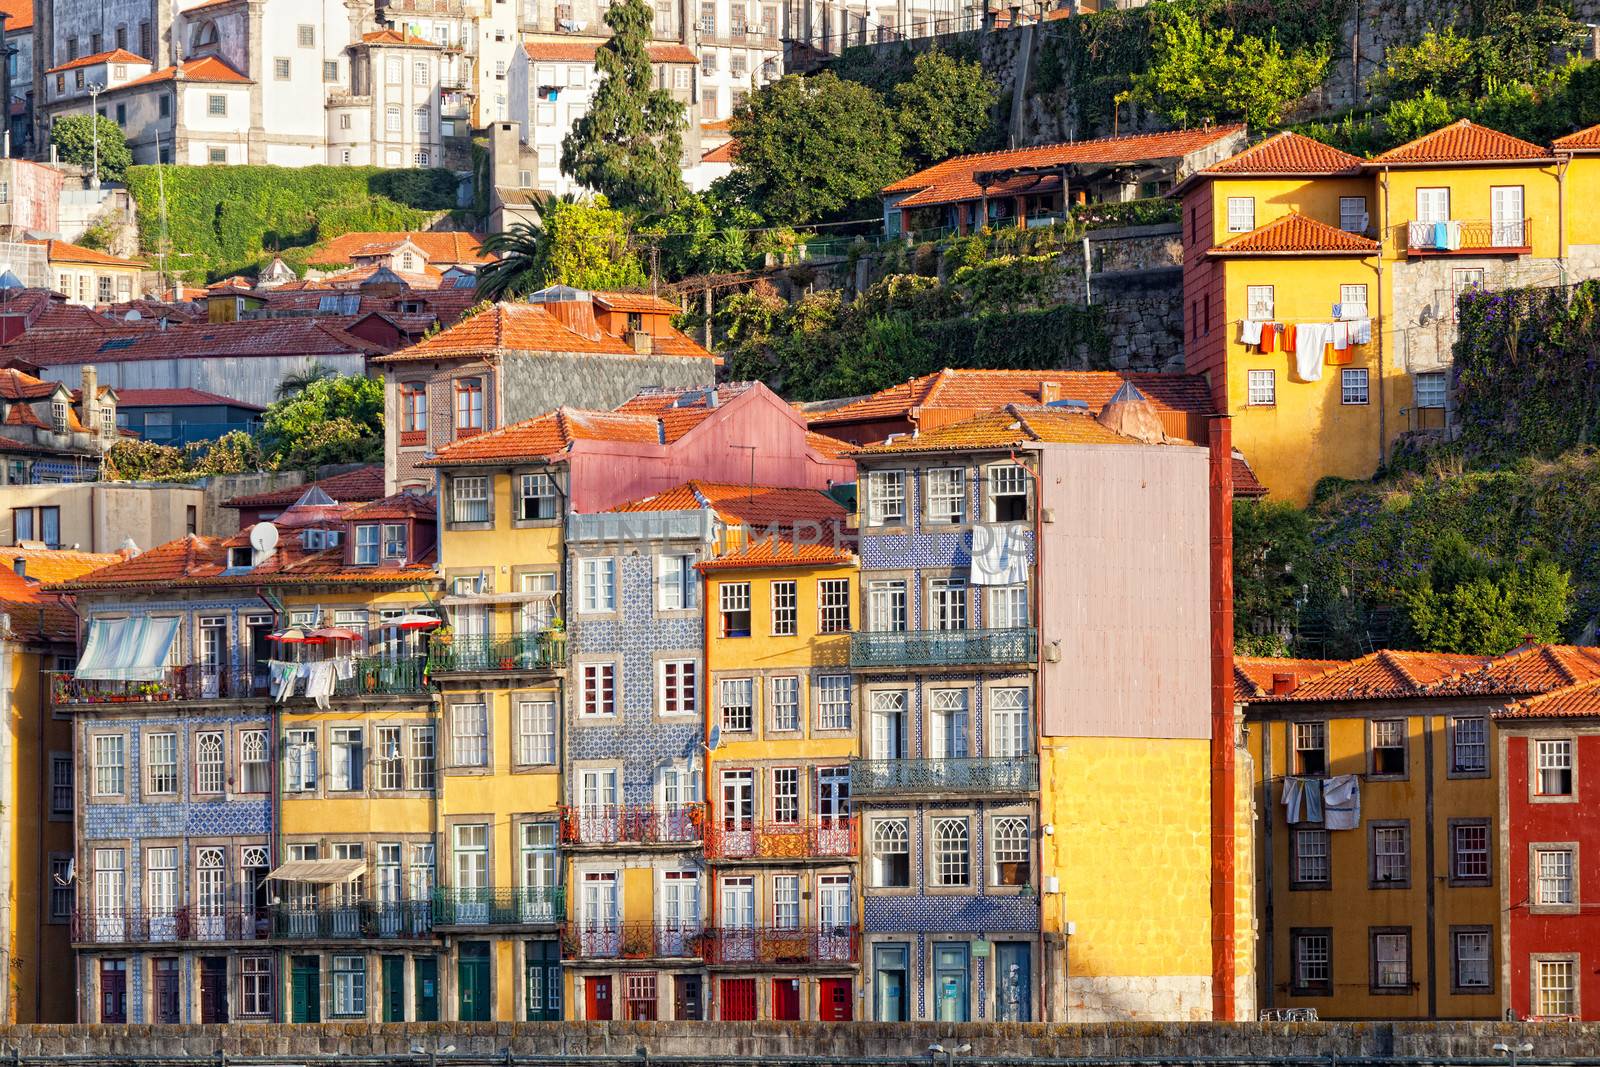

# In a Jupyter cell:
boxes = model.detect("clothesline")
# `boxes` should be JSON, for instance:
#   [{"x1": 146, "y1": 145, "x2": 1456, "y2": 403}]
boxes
[{"x1": 267, "y1": 656, "x2": 357, "y2": 709}]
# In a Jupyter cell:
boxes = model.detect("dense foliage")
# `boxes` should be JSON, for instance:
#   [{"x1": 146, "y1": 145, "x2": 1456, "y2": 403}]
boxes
[
  {"x1": 641, "y1": 189, "x2": 798, "y2": 279},
  {"x1": 477, "y1": 197, "x2": 646, "y2": 299},
  {"x1": 1068, "y1": 196, "x2": 1181, "y2": 230},
  {"x1": 260, "y1": 375, "x2": 385, "y2": 473},
  {"x1": 123, "y1": 165, "x2": 459, "y2": 281},
  {"x1": 560, "y1": 0, "x2": 687, "y2": 214},
  {"x1": 105, "y1": 431, "x2": 264, "y2": 482},
  {"x1": 889, "y1": 49, "x2": 1002, "y2": 169},
  {"x1": 50, "y1": 115, "x2": 132, "y2": 183}
]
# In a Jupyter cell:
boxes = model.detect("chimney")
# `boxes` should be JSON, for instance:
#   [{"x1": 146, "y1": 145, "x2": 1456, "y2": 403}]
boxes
[
  {"x1": 1039, "y1": 380, "x2": 1062, "y2": 405},
  {"x1": 627, "y1": 329, "x2": 654, "y2": 355},
  {"x1": 1271, "y1": 672, "x2": 1298, "y2": 696},
  {"x1": 81, "y1": 365, "x2": 97, "y2": 427},
  {"x1": 11, "y1": 557, "x2": 22, "y2": 579}
]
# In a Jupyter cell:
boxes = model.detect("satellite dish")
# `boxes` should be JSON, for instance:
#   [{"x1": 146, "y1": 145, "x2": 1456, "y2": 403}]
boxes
[
  {"x1": 707, "y1": 724, "x2": 721, "y2": 751},
  {"x1": 249, "y1": 522, "x2": 279, "y2": 555}
]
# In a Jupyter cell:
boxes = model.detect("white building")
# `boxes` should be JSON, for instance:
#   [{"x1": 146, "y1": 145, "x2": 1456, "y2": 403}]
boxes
[{"x1": 691, "y1": 0, "x2": 781, "y2": 122}]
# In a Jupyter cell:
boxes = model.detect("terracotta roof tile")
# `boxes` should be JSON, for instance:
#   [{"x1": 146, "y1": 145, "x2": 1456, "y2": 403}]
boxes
[
  {"x1": 1202, "y1": 131, "x2": 1365, "y2": 176},
  {"x1": 223, "y1": 465, "x2": 385, "y2": 509},
  {"x1": 46, "y1": 48, "x2": 149, "y2": 74},
  {"x1": 361, "y1": 29, "x2": 439, "y2": 46},
  {"x1": 1233, "y1": 450, "x2": 1267, "y2": 497},
  {"x1": 3, "y1": 318, "x2": 381, "y2": 367},
  {"x1": 372, "y1": 301, "x2": 714, "y2": 363},
  {"x1": 0, "y1": 367, "x2": 65, "y2": 401},
  {"x1": 1497, "y1": 678, "x2": 1600, "y2": 720},
  {"x1": 110, "y1": 388, "x2": 263, "y2": 410},
  {"x1": 0, "y1": 0, "x2": 32, "y2": 32},
  {"x1": 696, "y1": 536, "x2": 855, "y2": 572},
  {"x1": 1244, "y1": 649, "x2": 1492, "y2": 703},
  {"x1": 611, "y1": 480, "x2": 847, "y2": 528},
  {"x1": 1233, "y1": 657, "x2": 1344, "y2": 698},
  {"x1": 613, "y1": 383, "x2": 754, "y2": 415},
  {"x1": 591, "y1": 291, "x2": 683, "y2": 314},
  {"x1": 1370, "y1": 119, "x2": 1552, "y2": 166},
  {"x1": 1554, "y1": 123, "x2": 1600, "y2": 153},
  {"x1": 49, "y1": 533, "x2": 436, "y2": 592},
  {"x1": 421, "y1": 407, "x2": 666, "y2": 466},
  {"x1": 311, "y1": 230, "x2": 493, "y2": 266},
  {"x1": 883, "y1": 125, "x2": 1245, "y2": 205},
  {"x1": 805, "y1": 431, "x2": 854, "y2": 461},
  {"x1": 522, "y1": 41, "x2": 698, "y2": 63},
  {"x1": 851, "y1": 404, "x2": 1141, "y2": 454},
  {"x1": 1211, "y1": 212, "x2": 1379, "y2": 256},
  {"x1": 346, "y1": 491, "x2": 436, "y2": 521},
  {"x1": 115, "y1": 55, "x2": 251, "y2": 90},
  {"x1": 701, "y1": 140, "x2": 737, "y2": 165},
  {"x1": 3, "y1": 401, "x2": 47, "y2": 429},
  {"x1": 27, "y1": 239, "x2": 145, "y2": 269}
]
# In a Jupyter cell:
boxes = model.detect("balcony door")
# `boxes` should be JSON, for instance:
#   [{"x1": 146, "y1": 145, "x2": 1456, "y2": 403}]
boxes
[
  {"x1": 578, "y1": 768, "x2": 618, "y2": 843},
  {"x1": 377, "y1": 843, "x2": 403, "y2": 935},
  {"x1": 519, "y1": 823, "x2": 557, "y2": 923},
  {"x1": 1416, "y1": 187, "x2": 1450, "y2": 223},
  {"x1": 195, "y1": 847, "x2": 227, "y2": 940},
  {"x1": 720, "y1": 875, "x2": 756, "y2": 962},
  {"x1": 929, "y1": 689, "x2": 969, "y2": 760},
  {"x1": 1492, "y1": 186, "x2": 1525, "y2": 247},
  {"x1": 659, "y1": 869, "x2": 699, "y2": 956},
  {"x1": 580, "y1": 871, "x2": 619, "y2": 956},
  {"x1": 869, "y1": 691, "x2": 907, "y2": 761},
  {"x1": 719, "y1": 769, "x2": 754, "y2": 855},
  {"x1": 94, "y1": 848, "x2": 125, "y2": 942},
  {"x1": 817, "y1": 874, "x2": 852, "y2": 962},
  {"x1": 452, "y1": 826, "x2": 488, "y2": 923},
  {"x1": 198, "y1": 616, "x2": 227, "y2": 697}
]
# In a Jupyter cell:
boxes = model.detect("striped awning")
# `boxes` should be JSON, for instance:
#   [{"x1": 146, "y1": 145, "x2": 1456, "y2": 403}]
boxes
[
  {"x1": 74, "y1": 616, "x2": 181, "y2": 681},
  {"x1": 267, "y1": 859, "x2": 366, "y2": 884}
]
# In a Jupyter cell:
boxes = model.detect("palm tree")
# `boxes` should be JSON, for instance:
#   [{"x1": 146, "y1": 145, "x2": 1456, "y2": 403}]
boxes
[
  {"x1": 475, "y1": 219, "x2": 550, "y2": 301},
  {"x1": 276, "y1": 360, "x2": 336, "y2": 399}
]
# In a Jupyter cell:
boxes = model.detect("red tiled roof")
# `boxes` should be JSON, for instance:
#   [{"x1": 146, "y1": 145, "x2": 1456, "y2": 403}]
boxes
[
  {"x1": 809, "y1": 369, "x2": 1215, "y2": 427},
  {"x1": 614, "y1": 383, "x2": 755, "y2": 415},
  {"x1": 27, "y1": 239, "x2": 145, "y2": 269},
  {"x1": 1243, "y1": 649, "x2": 1491, "y2": 703},
  {"x1": 0, "y1": 546, "x2": 121, "y2": 584},
  {"x1": 611, "y1": 480, "x2": 847, "y2": 528},
  {"x1": 4, "y1": 401, "x2": 47, "y2": 429},
  {"x1": 222, "y1": 465, "x2": 385, "y2": 510},
  {"x1": 1369, "y1": 119, "x2": 1552, "y2": 166},
  {"x1": 46, "y1": 48, "x2": 149, "y2": 74},
  {"x1": 1447, "y1": 643, "x2": 1600, "y2": 694},
  {"x1": 1498, "y1": 678, "x2": 1600, "y2": 720},
  {"x1": 371, "y1": 301, "x2": 714, "y2": 363},
  {"x1": 111, "y1": 388, "x2": 264, "y2": 410},
  {"x1": 0, "y1": 367, "x2": 65, "y2": 401},
  {"x1": 1233, "y1": 451, "x2": 1267, "y2": 497},
  {"x1": 1210, "y1": 212, "x2": 1379, "y2": 256},
  {"x1": 0, "y1": 0, "x2": 34, "y2": 33},
  {"x1": 853, "y1": 404, "x2": 1144, "y2": 453},
  {"x1": 316, "y1": 264, "x2": 444, "y2": 289},
  {"x1": 1553, "y1": 123, "x2": 1600, "y2": 153},
  {"x1": 48, "y1": 533, "x2": 437, "y2": 591},
  {"x1": 3, "y1": 318, "x2": 382, "y2": 367},
  {"x1": 696, "y1": 537, "x2": 855, "y2": 572},
  {"x1": 1201, "y1": 131, "x2": 1364, "y2": 176},
  {"x1": 701, "y1": 140, "x2": 737, "y2": 165},
  {"x1": 805, "y1": 431, "x2": 854, "y2": 461},
  {"x1": 361, "y1": 29, "x2": 438, "y2": 46},
  {"x1": 312, "y1": 230, "x2": 493, "y2": 266},
  {"x1": 421, "y1": 407, "x2": 670, "y2": 466},
  {"x1": 1233, "y1": 657, "x2": 1344, "y2": 699},
  {"x1": 346, "y1": 491, "x2": 436, "y2": 521},
  {"x1": 882, "y1": 125, "x2": 1245, "y2": 205},
  {"x1": 591, "y1": 291, "x2": 683, "y2": 314},
  {"x1": 115, "y1": 55, "x2": 250, "y2": 90},
  {"x1": 522, "y1": 41, "x2": 698, "y2": 64}
]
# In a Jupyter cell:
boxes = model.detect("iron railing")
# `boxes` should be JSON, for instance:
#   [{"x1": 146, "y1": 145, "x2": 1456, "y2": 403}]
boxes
[
  {"x1": 849, "y1": 627, "x2": 1036, "y2": 668},
  {"x1": 563, "y1": 921, "x2": 702, "y2": 960},
  {"x1": 559, "y1": 804, "x2": 701, "y2": 847},
  {"x1": 268, "y1": 899, "x2": 433, "y2": 939},
  {"x1": 701, "y1": 925, "x2": 859, "y2": 965},
  {"x1": 71, "y1": 906, "x2": 268, "y2": 945},
  {"x1": 431, "y1": 887, "x2": 564, "y2": 927},
  {"x1": 1405, "y1": 217, "x2": 1531, "y2": 253},
  {"x1": 335, "y1": 656, "x2": 428, "y2": 696},
  {"x1": 704, "y1": 817, "x2": 856, "y2": 861},
  {"x1": 850, "y1": 756, "x2": 1039, "y2": 796},
  {"x1": 48, "y1": 656, "x2": 429, "y2": 707},
  {"x1": 426, "y1": 632, "x2": 567, "y2": 673}
]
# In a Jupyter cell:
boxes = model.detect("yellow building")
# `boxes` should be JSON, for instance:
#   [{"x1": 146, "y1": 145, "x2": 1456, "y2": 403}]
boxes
[
  {"x1": 1180, "y1": 120, "x2": 1600, "y2": 503},
  {"x1": 31, "y1": 239, "x2": 146, "y2": 306}
]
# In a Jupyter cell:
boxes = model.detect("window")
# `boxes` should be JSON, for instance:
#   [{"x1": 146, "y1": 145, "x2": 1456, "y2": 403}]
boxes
[
  {"x1": 92, "y1": 735, "x2": 124, "y2": 796},
  {"x1": 414, "y1": 60, "x2": 430, "y2": 86},
  {"x1": 285, "y1": 728, "x2": 317, "y2": 791},
  {"x1": 414, "y1": 107, "x2": 430, "y2": 134},
  {"x1": 934, "y1": 818, "x2": 969, "y2": 886},
  {"x1": 241, "y1": 730, "x2": 269, "y2": 792},
  {"x1": 1247, "y1": 369, "x2": 1276, "y2": 407},
  {"x1": 50, "y1": 399, "x2": 67, "y2": 431},
  {"x1": 988, "y1": 585, "x2": 1029, "y2": 631},
  {"x1": 579, "y1": 558, "x2": 616, "y2": 613},
  {"x1": 865, "y1": 470, "x2": 905, "y2": 526},
  {"x1": 1536, "y1": 848, "x2": 1574, "y2": 905},
  {"x1": 241, "y1": 957, "x2": 272, "y2": 1016},
  {"x1": 330, "y1": 727, "x2": 363, "y2": 790},
  {"x1": 332, "y1": 956, "x2": 366, "y2": 1016},
  {"x1": 720, "y1": 582, "x2": 751, "y2": 637},
  {"x1": 1444, "y1": 821, "x2": 1490, "y2": 885},
  {"x1": 769, "y1": 580, "x2": 796, "y2": 636},
  {"x1": 1452, "y1": 928, "x2": 1491, "y2": 991},
  {"x1": 654, "y1": 554, "x2": 695, "y2": 612},
  {"x1": 624, "y1": 972, "x2": 657, "y2": 1020},
  {"x1": 1293, "y1": 721, "x2": 1327, "y2": 776},
  {"x1": 1537, "y1": 739, "x2": 1574, "y2": 796},
  {"x1": 297, "y1": 24, "x2": 315, "y2": 46},
  {"x1": 451, "y1": 703, "x2": 488, "y2": 767},
  {"x1": 195, "y1": 733, "x2": 224, "y2": 794},
  {"x1": 1449, "y1": 716, "x2": 1487, "y2": 773},
  {"x1": 1341, "y1": 368, "x2": 1370, "y2": 405},
  {"x1": 400, "y1": 381, "x2": 427, "y2": 435},
  {"x1": 47, "y1": 753, "x2": 73, "y2": 816},
  {"x1": 451, "y1": 475, "x2": 489, "y2": 524},
  {"x1": 818, "y1": 579, "x2": 850, "y2": 633},
  {"x1": 408, "y1": 726, "x2": 436, "y2": 790},
  {"x1": 1537, "y1": 959, "x2": 1576, "y2": 1017},
  {"x1": 354, "y1": 524, "x2": 380, "y2": 565},
  {"x1": 1372, "y1": 824, "x2": 1409, "y2": 886},
  {"x1": 1339, "y1": 196, "x2": 1369, "y2": 233},
  {"x1": 925, "y1": 468, "x2": 965, "y2": 524},
  {"x1": 49, "y1": 855, "x2": 73, "y2": 923},
  {"x1": 992, "y1": 816, "x2": 1030, "y2": 886},
  {"x1": 1370, "y1": 719, "x2": 1406, "y2": 775},
  {"x1": 145, "y1": 739, "x2": 178, "y2": 796},
  {"x1": 514, "y1": 700, "x2": 555, "y2": 766},
  {"x1": 770, "y1": 676, "x2": 799, "y2": 732},
  {"x1": 518, "y1": 473, "x2": 557, "y2": 521},
  {"x1": 721, "y1": 678, "x2": 754, "y2": 733},
  {"x1": 659, "y1": 660, "x2": 697, "y2": 716},
  {"x1": 772, "y1": 767, "x2": 799, "y2": 824},
  {"x1": 375, "y1": 726, "x2": 403, "y2": 790},
  {"x1": 208, "y1": 94, "x2": 226, "y2": 116},
  {"x1": 386, "y1": 58, "x2": 402, "y2": 83},
  {"x1": 147, "y1": 847, "x2": 177, "y2": 919},
  {"x1": 113, "y1": 104, "x2": 125, "y2": 128},
  {"x1": 872, "y1": 818, "x2": 910, "y2": 887},
  {"x1": 817, "y1": 675, "x2": 851, "y2": 731},
  {"x1": 1245, "y1": 285, "x2": 1274, "y2": 321},
  {"x1": 581, "y1": 663, "x2": 615, "y2": 717},
  {"x1": 989, "y1": 687, "x2": 1029, "y2": 758},
  {"x1": 930, "y1": 689, "x2": 968, "y2": 759},
  {"x1": 1371, "y1": 929, "x2": 1410, "y2": 991},
  {"x1": 324, "y1": 60, "x2": 338, "y2": 81},
  {"x1": 1415, "y1": 371, "x2": 1447, "y2": 410},
  {"x1": 274, "y1": 57, "x2": 291, "y2": 80},
  {"x1": 868, "y1": 580, "x2": 907, "y2": 632},
  {"x1": 928, "y1": 578, "x2": 966, "y2": 631},
  {"x1": 159, "y1": 94, "x2": 170, "y2": 118},
  {"x1": 1226, "y1": 197, "x2": 1255, "y2": 233},
  {"x1": 454, "y1": 378, "x2": 483, "y2": 432},
  {"x1": 1292, "y1": 930, "x2": 1331, "y2": 994},
  {"x1": 382, "y1": 524, "x2": 407, "y2": 560},
  {"x1": 1293, "y1": 829, "x2": 1330, "y2": 888},
  {"x1": 986, "y1": 465, "x2": 1030, "y2": 522}
]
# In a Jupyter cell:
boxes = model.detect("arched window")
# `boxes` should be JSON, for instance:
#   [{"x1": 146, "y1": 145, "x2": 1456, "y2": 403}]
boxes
[
  {"x1": 870, "y1": 817, "x2": 909, "y2": 888},
  {"x1": 991, "y1": 816, "x2": 1030, "y2": 887},
  {"x1": 933, "y1": 817, "x2": 968, "y2": 886},
  {"x1": 190, "y1": 20, "x2": 219, "y2": 51}
]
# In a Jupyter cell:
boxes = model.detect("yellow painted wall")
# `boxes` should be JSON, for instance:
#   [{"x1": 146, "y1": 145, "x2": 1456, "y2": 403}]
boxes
[
  {"x1": 1375, "y1": 163, "x2": 1560, "y2": 263},
  {"x1": 1559, "y1": 156, "x2": 1600, "y2": 247},
  {"x1": 1208, "y1": 176, "x2": 1374, "y2": 245},
  {"x1": 436, "y1": 470, "x2": 565, "y2": 638},
  {"x1": 1039, "y1": 735, "x2": 1212, "y2": 978}
]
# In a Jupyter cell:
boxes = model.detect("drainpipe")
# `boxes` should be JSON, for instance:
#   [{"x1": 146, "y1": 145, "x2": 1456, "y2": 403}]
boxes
[
  {"x1": 1009, "y1": 447, "x2": 1049, "y2": 1021},
  {"x1": 699, "y1": 558, "x2": 715, "y2": 1009},
  {"x1": 1207, "y1": 415, "x2": 1236, "y2": 1022},
  {"x1": 1558, "y1": 155, "x2": 1570, "y2": 286},
  {"x1": 1377, "y1": 167, "x2": 1390, "y2": 462},
  {"x1": 255, "y1": 587, "x2": 284, "y2": 1024}
]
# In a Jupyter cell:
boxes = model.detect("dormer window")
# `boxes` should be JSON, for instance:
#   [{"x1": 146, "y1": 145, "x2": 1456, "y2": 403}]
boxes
[
  {"x1": 228, "y1": 546, "x2": 252, "y2": 568},
  {"x1": 400, "y1": 252, "x2": 416, "y2": 271},
  {"x1": 100, "y1": 408, "x2": 115, "y2": 435},
  {"x1": 51, "y1": 400, "x2": 67, "y2": 431},
  {"x1": 354, "y1": 524, "x2": 379, "y2": 565},
  {"x1": 301, "y1": 529, "x2": 341, "y2": 550},
  {"x1": 382, "y1": 524, "x2": 408, "y2": 560}
]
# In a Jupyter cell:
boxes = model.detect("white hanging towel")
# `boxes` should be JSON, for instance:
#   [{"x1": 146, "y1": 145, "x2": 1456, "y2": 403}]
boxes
[
  {"x1": 1323, "y1": 774, "x2": 1361, "y2": 830},
  {"x1": 969, "y1": 524, "x2": 1030, "y2": 586},
  {"x1": 1351, "y1": 318, "x2": 1372, "y2": 345},
  {"x1": 1331, "y1": 322, "x2": 1350, "y2": 351},
  {"x1": 1445, "y1": 220, "x2": 1463, "y2": 250},
  {"x1": 1281, "y1": 777, "x2": 1305, "y2": 823},
  {"x1": 1240, "y1": 320, "x2": 1263, "y2": 345},
  {"x1": 1294, "y1": 323, "x2": 1329, "y2": 381}
]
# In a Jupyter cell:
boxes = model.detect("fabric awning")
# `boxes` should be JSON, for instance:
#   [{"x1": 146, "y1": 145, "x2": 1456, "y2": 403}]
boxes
[
  {"x1": 267, "y1": 859, "x2": 366, "y2": 884},
  {"x1": 74, "y1": 616, "x2": 181, "y2": 681},
  {"x1": 438, "y1": 591, "x2": 556, "y2": 606}
]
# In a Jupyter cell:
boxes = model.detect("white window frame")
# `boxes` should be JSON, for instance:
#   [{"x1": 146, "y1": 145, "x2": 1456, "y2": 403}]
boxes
[
  {"x1": 1245, "y1": 285, "x2": 1274, "y2": 321},
  {"x1": 1226, "y1": 196, "x2": 1255, "y2": 233},
  {"x1": 770, "y1": 675, "x2": 800, "y2": 732},
  {"x1": 816, "y1": 675, "x2": 851, "y2": 731},
  {"x1": 658, "y1": 659, "x2": 698, "y2": 717},
  {"x1": 451, "y1": 702, "x2": 489, "y2": 768},
  {"x1": 866, "y1": 470, "x2": 905, "y2": 526},
  {"x1": 769, "y1": 579, "x2": 797, "y2": 636},
  {"x1": 579, "y1": 557, "x2": 617, "y2": 613},
  {"x1": 1339, "y1": 195, "x2": 1369, "y2": 233},
  {"x1": 720, "y1": 677, "x2": 754, "y2": 733},
  {"x1": 1342, "y1": 368, "x2": 1370, "y2": 405},
  {"x1": 451, "y1": 475, "x2": 489, "y2": 524},
  {"x1": 518, "y1": 699, "x2": 556, "y2": 765},
  {"x1": 1247, "y1": 369, "x2": 1276, "y2": 407},
  {"x1": 657, "y1": 554, "x2": 695, "y2": 611},
  {"x1": 924, "y1": 468, "x2": 964, "y2": 525}
]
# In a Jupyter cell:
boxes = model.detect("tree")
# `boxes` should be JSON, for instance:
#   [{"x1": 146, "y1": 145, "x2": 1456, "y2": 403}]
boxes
[
  {"x1": 49, "y1": 114, "x2": 133, "y2": 183},
  {"x1": 260, "y1": 375, "x2": 384, "y2": 472},
  {"x1": 476, "y1": 220, "x2": 550, "y2": 301},
  {"x1": 275, "y1": 359, "x2": 338, "y2": 399},
  {"x1": 891, "y1": 49, "x2": 999, "y2": 169},
  {"x1": 642, "y1": 189, "x2": 796, "y2": 279},
  {"x1": 560, "y1": 0, "x2": 688, "y2": 215},
  {"x1": 476, "y1": 197, "x2": 647, "y2": 300},
  {"x1": 1233, "y1": 500, "x2": 1313, "y2": 655},
  {"x1": 1401, "y1": 533, "x2": 1572, "y2": 655},
  {"x1": 1117, "y1": 8, "x2": 1329, "y2": 129},
  {"x1": 724, "y1": 72, "x2": 907, "y2": 223}
]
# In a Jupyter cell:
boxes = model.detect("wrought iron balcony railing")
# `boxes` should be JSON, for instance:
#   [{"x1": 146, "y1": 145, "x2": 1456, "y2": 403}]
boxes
[
  {"x1": 426, "y1": 632, "x2": 567, "y2": 673},
  {"x1": 849, "y1": 627, "x2": 1036, "y2": 668},
  {"x1": 701, "y1": 925, "x2": 859, "y2": 965},
  {"x1": 559, "y1": 804, "x2": 701, "y2": 847},
  {"x1": 269, "y1": 899, "x2": 433, "y2": 939},
  {"x1": 562, "y1": 921, "x2": 702, "y2": 960},
  {"x1": 71, "y1": 906, "x2": 268, "y2": 945},
  {"x1": 704, "y1": 817, "x2": 856, "y2": 861},
  {"x1": 850, "y1": 756, "x2": 1039, "y2": 796},
  {"x1": 48, "y1": 656, "x2": 429, "y2": 707},
  {"x1": 431, "y1": 886, "x2": 563, "y2": 927},
  {"x1": 1404, "y1": 217, "x2": 1532, "y2": 254}
]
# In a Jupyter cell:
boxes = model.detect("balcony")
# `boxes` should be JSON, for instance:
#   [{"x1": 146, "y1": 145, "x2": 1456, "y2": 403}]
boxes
[
  {"x1": 850, "y1": 756, "x2": 1039, "y2": 797},
  {"x1": 269, "y1": 900, "x2": 433, "y2": 940},
  {"x1": 432, "y1": 887, "x2": 563, "y2": 927},
  {"x1": 1404, "y1": 218, "x2": 1531, "y2": 256},
  {"x1": 425, "y1": 632, "x2": 566, "y2": 674},
  {"x1": 72, "y1": 906, "x2": 268, "y2": 946},
  {"x1": 559, "y1": 804, "x2": 701, "y2": 848},
  {"x1": 849, "y1": 628, "x2": 1036, "y2": 669},
  {"x1": 704, "y1": 817, "x2": 856, "y2": 862},
  {"x1": 48, "y1": 656, "x2": 429, "y2": 707},
  {"x1": 563, "y1": 921, "x2": 702, "y2": 960},
  {"x1": 701, "y1": 926, "x2": 859, "y2": 966}
]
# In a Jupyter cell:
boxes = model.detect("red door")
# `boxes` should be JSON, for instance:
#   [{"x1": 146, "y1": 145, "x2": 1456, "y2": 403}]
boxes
[
  {"x1": 772, "y1": 977, "x2": 800, "y2": 1020},
  {"x1": 720, "y1": 977, "x2": 756, "y2": 1020},
  {"x1": 586, "y1": 976, "x2": 613, "y2": 1021},
  {"x1": 819, "y1": 977, "x2": 853, "y2": 1021}
]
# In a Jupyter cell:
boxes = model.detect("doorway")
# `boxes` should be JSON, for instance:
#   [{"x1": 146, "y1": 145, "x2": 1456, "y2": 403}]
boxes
[
  {"x1": 933, "y1": 942, "x2": 970, "y2": 1022},
  {"x1": 585, "y1": 975, "x2": 612, "y2": 1021},
  {"x1": 414, "y1": 956, "x2": 439, "y2": 1022},
  {"x1": 457, "y1": 941, "x2": 491, "y2": 1021},
  {"x1": 873, "y1": 943, "x2": 908, "y2": 1022},
  {"x1": 382, "y1": 955, "x2": 405, "y2": 1022},
  {"x1": 994, "y1": 941, "x2": 1032, "y2": 1022},
  {"x1": 199, "y1": 957, "x2": 229, "y2": 1023},
  {"x1": 673, "y1": 974, "x2": 702, "y2": 1020},
  {"x1": 290, "y1": 956, "x2": 321, "y2": 1023},
  {"x1": 771, "y1": 977, "x2": 800, "y2": 1020},
  {"x1": 819, "y1": 977, "x2": 852, "y2": 1021},
  {"x1": 99, "y1": 959, "x2": 127, "y2": 1023},
  {"x1": 153, "y1": 957, "x2": 180, "y2": 1024},
  {"x1": 719, "y1": 977, "x2": 756, "y2": 1021}
]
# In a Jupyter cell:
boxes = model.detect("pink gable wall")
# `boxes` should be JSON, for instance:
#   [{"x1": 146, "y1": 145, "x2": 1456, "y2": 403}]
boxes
[{"x1": 567, "y1": 387, "x2": 857, "y2": 513}]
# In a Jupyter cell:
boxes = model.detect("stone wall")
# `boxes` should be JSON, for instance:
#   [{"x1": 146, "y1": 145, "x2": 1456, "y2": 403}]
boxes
[{"x1": 2, "y1": 1020, "x2": 1598, "y2": 1061}]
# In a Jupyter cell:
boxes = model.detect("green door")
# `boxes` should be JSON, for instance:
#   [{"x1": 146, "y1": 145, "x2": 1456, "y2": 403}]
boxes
[
  {"x1": 290, "y1": 956, "x2": 321, "y2": 1024},
  {"x1": 525, "y1": 940, "x2": 560, "y2": 1021},
  {"x1": 457, "y1": 941, "x2": 491, "y2": 1022},
  {"x1": 414, "y1": 956, "x2": 439, "y2": 1022},
  {"x1": 382, "y1": 956, "x2": 405, "y2": 1022}
]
